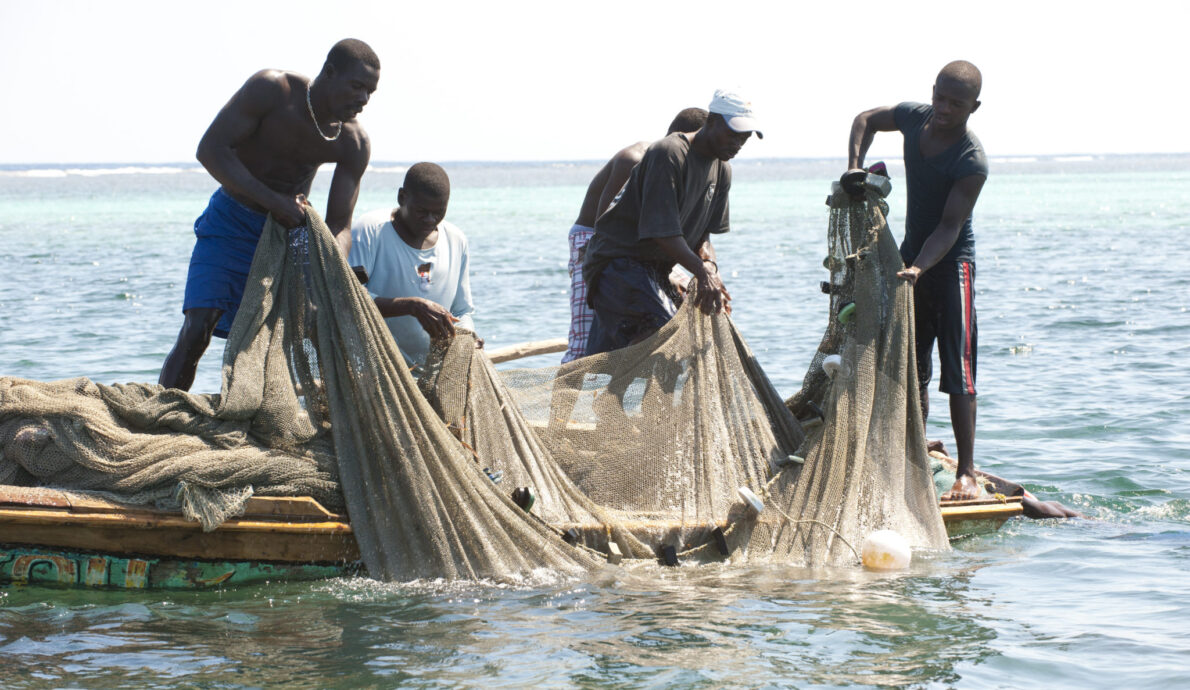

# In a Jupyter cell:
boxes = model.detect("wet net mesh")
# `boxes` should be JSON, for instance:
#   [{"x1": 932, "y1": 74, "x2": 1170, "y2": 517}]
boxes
[
  {"x1": 0, "y1": 210, "x2": 597, "y2": 580},
  {"x1": 769, "y1": 185, "x2": 949, "y2": 563},
  {"x1": 0, "y1": 183, "x2": 946, "y2": 580}
]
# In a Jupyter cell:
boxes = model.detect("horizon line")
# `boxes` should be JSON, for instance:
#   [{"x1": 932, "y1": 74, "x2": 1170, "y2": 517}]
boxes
[{"x1": 2, "y1": 151, "x2": 1189, "y2": 169}]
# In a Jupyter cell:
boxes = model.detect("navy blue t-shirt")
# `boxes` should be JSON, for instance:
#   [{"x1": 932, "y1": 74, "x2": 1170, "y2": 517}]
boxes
[{"x1": 894, "y1": 102, "x2": 988, "y2": 265}]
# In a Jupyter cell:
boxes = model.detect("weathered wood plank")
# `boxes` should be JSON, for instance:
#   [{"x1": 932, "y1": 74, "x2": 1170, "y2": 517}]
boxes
[
  {"x1": 486, "y1": 338, "x2": 568, "y2": 364},
  {"x1": 0, "y1": 519, "x2": 359, "y2": 563},
  {"x1": 0, "y1": 486, "x2": 346, "y2": 521}
]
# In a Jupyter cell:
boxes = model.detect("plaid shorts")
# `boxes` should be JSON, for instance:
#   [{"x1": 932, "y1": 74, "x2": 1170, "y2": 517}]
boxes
[{"x1": 562, "y1": 224, "x2": 595, "y2": 363}]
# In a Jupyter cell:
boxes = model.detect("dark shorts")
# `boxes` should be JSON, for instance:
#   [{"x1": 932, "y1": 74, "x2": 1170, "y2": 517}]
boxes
[
  {"x1": 585, "y1": 258, "x2": 680, "y2": 356},
  {"x1": 182, "y1": 188, "x2": 268, "y2": 338},
  {"x1": 914, "y1": 260, "x2": 977, "y2": 396}
]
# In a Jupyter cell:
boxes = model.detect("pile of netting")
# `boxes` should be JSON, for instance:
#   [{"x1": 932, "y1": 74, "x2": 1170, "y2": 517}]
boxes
[{"x1": 0, "y1": 181, "x2": 946, "y2": 581}]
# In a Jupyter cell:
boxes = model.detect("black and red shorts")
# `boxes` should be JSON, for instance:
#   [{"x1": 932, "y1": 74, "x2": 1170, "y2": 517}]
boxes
[{"x1": 914, "y1": 260, "x2": 977, "y2": 396}]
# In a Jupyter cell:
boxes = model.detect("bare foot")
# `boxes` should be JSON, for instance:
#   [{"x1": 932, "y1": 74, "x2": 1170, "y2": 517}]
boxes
[
  {"x1": 927, "y1": 439, "x2": 949, "y2": 456},
  {"x1": 941, "y1": 473, "x2": 981, "y2": 502}
]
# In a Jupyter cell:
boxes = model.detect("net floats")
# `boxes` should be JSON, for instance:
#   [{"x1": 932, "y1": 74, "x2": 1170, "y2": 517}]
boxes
[
  {"x1": 861, "y1": 529, "x2": 912, "y2": 571},
  {"x1": 713, "y1": 526, "x2": 731, "y2": 556},
  {"x1": 837, "y1": 301, "x2": 856, "y2": 324},
  {"x1": 737, "y1": 486, "x2": 765, "y2": 515},
  {"x1": 822, "y1": 354, "x2": 844, "y2": 378},
  {"x1": 511, "y1": 487, "x2": 535, "y2": 512}
]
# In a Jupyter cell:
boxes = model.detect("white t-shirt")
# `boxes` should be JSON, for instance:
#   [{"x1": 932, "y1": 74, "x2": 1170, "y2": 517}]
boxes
[{"x1": 348, "y1": 209, "x2": 476, "y2": 368}]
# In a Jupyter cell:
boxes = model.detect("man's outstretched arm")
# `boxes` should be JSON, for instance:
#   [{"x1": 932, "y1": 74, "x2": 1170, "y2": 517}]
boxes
[
  {"x1": 847, "y1": 106, "x2": 898, "y2": 171},
  {"x1": 196, "y1": 71, "x2": 306, "y2": 228}
]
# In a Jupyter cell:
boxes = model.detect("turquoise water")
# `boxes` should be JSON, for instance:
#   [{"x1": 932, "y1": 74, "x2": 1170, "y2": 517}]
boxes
[{"x1": 1, "y1": 156, "x2": 1188, "y2": 687}]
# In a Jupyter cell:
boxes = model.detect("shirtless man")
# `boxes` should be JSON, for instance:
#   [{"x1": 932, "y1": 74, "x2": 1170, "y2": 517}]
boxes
[
  {"x1": 562, "y1": 107, "x2": 708, "y2": 362},
  {"x1": 846, "y1": 61, "x2": 988, "y2": 500},
  {"x1": 159, "y1": 39, "x2": 380, "y2": 391}
]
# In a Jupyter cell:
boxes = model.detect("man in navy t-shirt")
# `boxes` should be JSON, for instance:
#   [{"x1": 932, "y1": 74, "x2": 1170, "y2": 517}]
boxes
[{"x1": 846, "y1": 61, "x2": 989, "y2": 501}]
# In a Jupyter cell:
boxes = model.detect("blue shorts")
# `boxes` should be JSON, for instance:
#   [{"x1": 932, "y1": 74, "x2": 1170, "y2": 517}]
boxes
[
  {"x1": 585, "y1": 258, "x2": 680, "y2": 356},
  {"x1": 182, "y1": 188, "x2": 268, "y2": 338}
]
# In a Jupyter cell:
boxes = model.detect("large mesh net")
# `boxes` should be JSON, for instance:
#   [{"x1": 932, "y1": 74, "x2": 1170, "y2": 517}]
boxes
[
  {"x1": 770, "y1": 184, "x2": 949, "y2": 563},
  {"x1": 0, "y1": 182, "x2": 947, "y2": 580}
]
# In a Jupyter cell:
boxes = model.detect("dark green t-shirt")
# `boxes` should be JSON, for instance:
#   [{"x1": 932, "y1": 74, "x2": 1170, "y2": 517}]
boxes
[
  {"x1": 582, "y1": 133, "x2": 731, "y2": 292},
  {"x1": 895, "y1": 102, "x2": 988, "y2": 265}
]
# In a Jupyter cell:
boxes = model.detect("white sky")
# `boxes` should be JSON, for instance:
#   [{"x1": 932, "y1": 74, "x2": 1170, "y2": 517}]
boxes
[{"x1": 2, "y1": 0, "x2": 1186, "y2": 164}]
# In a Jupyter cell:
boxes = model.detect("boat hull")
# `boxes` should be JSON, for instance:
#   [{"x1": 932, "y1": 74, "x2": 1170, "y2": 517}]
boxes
[{"x1": 0, "y1": 485, "x2": 1020, "y2": 589}]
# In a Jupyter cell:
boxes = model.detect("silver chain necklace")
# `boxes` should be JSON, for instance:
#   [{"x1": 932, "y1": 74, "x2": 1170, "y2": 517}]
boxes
[{"x1": 305, "y1": 82, "x2": 342, "y2": 142}]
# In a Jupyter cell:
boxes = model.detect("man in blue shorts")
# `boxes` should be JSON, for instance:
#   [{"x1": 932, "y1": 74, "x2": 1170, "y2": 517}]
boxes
[
  {"x1": 845, "y1": 60, "x2": 988, "y2": 500},
  {"x1": 159, "y1": 39, "x2": 380, "y2": 391},
  {"x1": 582, "y1": 89, "x2": 760, "y2": 356}
]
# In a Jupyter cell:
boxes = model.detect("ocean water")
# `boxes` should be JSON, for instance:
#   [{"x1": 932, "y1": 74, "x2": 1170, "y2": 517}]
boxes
[{"x1": 1, "y1": 155, "x2": 1188, "y2": 688}]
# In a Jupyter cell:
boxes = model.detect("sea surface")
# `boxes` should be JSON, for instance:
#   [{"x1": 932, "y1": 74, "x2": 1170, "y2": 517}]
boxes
[{"x1": 1, "y1": 155, "x2": 1188, "y2": 688}]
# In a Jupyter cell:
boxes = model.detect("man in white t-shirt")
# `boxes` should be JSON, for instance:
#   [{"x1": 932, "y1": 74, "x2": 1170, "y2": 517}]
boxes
[{"x1": 348, "y1": 162, "x2": 476, "y2": 370}]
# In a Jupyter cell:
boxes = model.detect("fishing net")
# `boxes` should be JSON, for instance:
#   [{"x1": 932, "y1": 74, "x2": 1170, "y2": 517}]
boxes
[
  {"x1": 425, "y1": 301, "x2": 805, "y2": 562},
  {"x1": 764, "y1": 183, "x2": 949, "y2": 563},
  {"x1": 418, "y1": 181, "x2": 945, "y2": 567},
  {"x1": 0, "y1": 209, "x2": 597, "y2": 580},
  {"x1": 0, "y1": 179, "x2": 946, "y2": 580}
]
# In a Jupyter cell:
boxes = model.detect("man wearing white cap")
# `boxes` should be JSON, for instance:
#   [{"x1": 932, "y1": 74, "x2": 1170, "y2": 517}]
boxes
[
  {"x1": 561, "y1": 107, "x2": 708, "y2": 363},
  {"x1": 581, "y1": 89, "x2": 761, "y2": 355}
]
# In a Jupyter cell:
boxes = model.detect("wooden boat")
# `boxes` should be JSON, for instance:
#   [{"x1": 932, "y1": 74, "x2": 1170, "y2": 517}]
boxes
[
  {"x1": 0, "y1": 486, "x2": 358, "y2": 588},
  {"x1": 0, "y1": 340, "x2": 1021, "y2": 589},
  {"x1": 0, "y1": 483, "x2": 1019, "y2": 589}
]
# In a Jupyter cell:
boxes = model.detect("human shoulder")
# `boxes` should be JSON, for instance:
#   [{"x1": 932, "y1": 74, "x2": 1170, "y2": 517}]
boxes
[
  {"x1": 247, "y1": 69, "x2": 306, "y2": 98},
  {"x1": 338, "y1": 118, "x2": 372, "y2": 156},
  {"x1": 612, "y1": 141, "x2": 649, "y2": 166},
  {"x1": 642, "y1": 133, "x2": 689, "y2": 166},
  {"x1": 651, "y1": 132, "x2": 690, "y2": 153},
  {"x1": 232, "y1": 69, "x2": 297, "y2": 113},
  {"x1": 438, "y1": 220, "x2": 470, "y2": 249},
  {"x1": 893, "y1": 102, "x2": 930, "y2": 131},
  {"x1": 351, "y1": 208, "x2": 394, "y2": 237},
  {"x1": 955, "y1": 129, "x2": 989, "y2": 179}
]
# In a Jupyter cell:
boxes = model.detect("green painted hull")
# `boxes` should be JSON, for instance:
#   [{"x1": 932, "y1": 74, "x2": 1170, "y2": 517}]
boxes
[{"x1": 0, "y1": 544, "x2": 353, "y2": 589}]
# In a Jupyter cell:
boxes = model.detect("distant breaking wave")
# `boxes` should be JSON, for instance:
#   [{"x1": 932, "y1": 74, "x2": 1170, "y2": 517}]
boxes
[
  {"x1": 1, "y1": 154, "x2": 1182, "y2": 181},
  {"x1": 0, "y1": 165, "x2": 204, "y2": 178},
  {"x1": 0, "y1": 163, "x2": 413, "y2": 178}
]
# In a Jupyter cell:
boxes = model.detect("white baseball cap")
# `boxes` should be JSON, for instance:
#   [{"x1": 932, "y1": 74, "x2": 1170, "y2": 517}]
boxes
[{"x1": 709, "y1": 89, "x2": 763, "y2": 139}]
